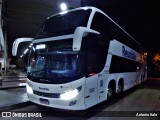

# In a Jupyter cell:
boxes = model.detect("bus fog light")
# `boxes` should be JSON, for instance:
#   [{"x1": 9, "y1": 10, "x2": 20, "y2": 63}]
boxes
[
  {"x1": 60, "y1": 89, "x2": 79, "y2": 100},
  {"x1": 26, "y1": 84, "x2": 33, "y2": 94}
]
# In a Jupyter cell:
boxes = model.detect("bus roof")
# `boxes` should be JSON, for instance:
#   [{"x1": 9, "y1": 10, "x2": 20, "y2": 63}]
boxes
[{"x1": 48, "y1": 6, "x2": 145, "y2": 50}]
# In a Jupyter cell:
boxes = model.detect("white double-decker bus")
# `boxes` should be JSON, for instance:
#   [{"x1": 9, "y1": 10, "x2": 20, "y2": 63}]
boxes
[{"x1": 12, "y1": 7, "x2": 147, "y2": 110}]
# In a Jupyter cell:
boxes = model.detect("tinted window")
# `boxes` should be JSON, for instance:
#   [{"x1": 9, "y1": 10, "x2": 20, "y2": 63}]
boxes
[
  {"x1": 36, "y1": 9, "x2": 91, "y2": 39},
  {"x1": 109, "y1": 55, "x2": 139, "y2": 73},
  {"x1": 82, "y1": 12, "x2": 112, "y2": 75},
  {"x1": 28, "y1": 41, "x2": 84, "y2": 84},
  {"x1": 91, "y1": 12, "x2": 112, "y2": 42},
  {"x1": 109, "y1": 20, "x2": 141, "y2": 52}
]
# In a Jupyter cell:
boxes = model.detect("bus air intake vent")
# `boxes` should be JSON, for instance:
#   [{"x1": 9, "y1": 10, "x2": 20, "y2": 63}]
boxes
[{"x1": 33, "y1": 90, "x2": 60, "y2": 98}]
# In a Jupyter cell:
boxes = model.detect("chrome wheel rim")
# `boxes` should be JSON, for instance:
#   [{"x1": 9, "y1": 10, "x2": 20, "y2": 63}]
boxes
[{"x1": 108, "y1": 88, "x2": 113, "y2": 97}]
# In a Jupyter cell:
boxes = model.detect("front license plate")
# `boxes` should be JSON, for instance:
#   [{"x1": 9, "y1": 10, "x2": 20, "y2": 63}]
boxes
[{"x1": 39, "y1": 98, "x2": 49, "y2": 105}]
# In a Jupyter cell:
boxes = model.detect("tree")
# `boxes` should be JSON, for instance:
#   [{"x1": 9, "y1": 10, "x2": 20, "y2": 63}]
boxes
[{"x1": 152, "y1": 53, "x2": 160, "y2": 76}]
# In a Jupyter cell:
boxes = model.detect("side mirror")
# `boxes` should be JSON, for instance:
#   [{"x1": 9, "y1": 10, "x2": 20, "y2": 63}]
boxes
[
  {"x1": 12, "y1": 38, "x2": 33, "y2": 56},
  {"x1": 73, "y1": 27, "x2": 100, "y2": 51}
]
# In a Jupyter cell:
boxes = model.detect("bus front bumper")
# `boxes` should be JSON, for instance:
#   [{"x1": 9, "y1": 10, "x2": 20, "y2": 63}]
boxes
[{"x1": 27, "y1": 84, "x2": 86, "y2": 110}]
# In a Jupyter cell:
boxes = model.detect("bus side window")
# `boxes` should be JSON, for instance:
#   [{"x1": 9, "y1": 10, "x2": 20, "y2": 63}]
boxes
[
  {"x1": 84, "y1": 34, "x2": 107, "y2": 75},
  {"x1": 90, "y1": 12, "x2": 112, "y2": 43},
  {"x1": 85, "y1": 12, "x2": 112, "y2": 74},
  {"x1": 83, "y1": 12, "x2": 113, "y2": 76}
]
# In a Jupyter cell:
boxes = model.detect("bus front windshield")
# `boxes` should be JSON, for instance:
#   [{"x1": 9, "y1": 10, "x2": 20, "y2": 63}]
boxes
[
  {"x1": 28, "y1": 41, "x2": 84, "y2": 84},
  {"x1": 36, "y1": 9, "x2": 91, "y2": 39}
]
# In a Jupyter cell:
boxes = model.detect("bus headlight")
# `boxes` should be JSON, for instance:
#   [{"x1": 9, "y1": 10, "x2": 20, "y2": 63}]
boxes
[
  {"x1": 26, "y1": 84, "x2": 33, "y2": 94},
  {"x1": 60, "y1": 86, "x2": 82, "y2": 100}
]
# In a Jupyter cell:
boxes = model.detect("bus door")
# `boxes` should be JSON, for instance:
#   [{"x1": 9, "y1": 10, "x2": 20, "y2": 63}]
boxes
[
  {"x1": 85, "y1": 51, "x2": 98, "y2": 108},
  {"x1": 84, "y1": 75, "x2": 98, "y2": 108}
]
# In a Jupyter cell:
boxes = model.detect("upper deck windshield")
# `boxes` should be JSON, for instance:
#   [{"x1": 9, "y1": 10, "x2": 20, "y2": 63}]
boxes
[
  {"x1": 28, "y1": 40, "x2": 84, "y2": 84},
  {"x1": 35, "y1": 9, "x2": 91, "y2": 39}
]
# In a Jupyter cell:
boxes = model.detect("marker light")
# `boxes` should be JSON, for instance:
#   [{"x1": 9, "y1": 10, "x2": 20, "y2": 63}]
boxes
[
  {"x1": 88, "y1": 73, "x2": 96, "y2": 76},
  {"x1": 36, "y1": 44, "x2": 46, "y2": 49},
  {"x1": 60, "y1": 86, "x2": 82, "y2": 100}
]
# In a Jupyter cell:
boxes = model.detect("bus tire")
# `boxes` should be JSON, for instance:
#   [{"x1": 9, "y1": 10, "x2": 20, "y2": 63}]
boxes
[
  {"x1": 107, "y1": 81, "x2": 115, "y2": 100},
  {"x1": 107, "y1": 87, "x2": 113, "y2": 99},
  {"x1": 117, "y1": 80, "x2": 124, "y2": 94}
]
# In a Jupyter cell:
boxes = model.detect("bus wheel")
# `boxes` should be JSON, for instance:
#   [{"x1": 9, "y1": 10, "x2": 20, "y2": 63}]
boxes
[
  {"x1": 107, "y1": 81, "x2": 115, "y2": 100},
  {"x1": 107, "y1": 87, "x2": 113, "y2": 98},
  {"x1": 107, "y1": 86, "x2": 115, "y2": 100}
]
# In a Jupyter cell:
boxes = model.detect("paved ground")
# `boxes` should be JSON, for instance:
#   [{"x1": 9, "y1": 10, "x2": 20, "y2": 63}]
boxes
[
  {"x1": 0, "y1": 71, "x2": 160, "y2": 119},
  {"x1": 1, "y1": 81, "x2": 160, "y2": 120},
  {"x1": 0, "y1": 69, "x2": 27, "y2": 89},
  {"x1": 0, "y1": 88, "x2": 29, "y2": 111},
  {"x1": 0, "y1": 69, "x2": 29, "y2": 111}
]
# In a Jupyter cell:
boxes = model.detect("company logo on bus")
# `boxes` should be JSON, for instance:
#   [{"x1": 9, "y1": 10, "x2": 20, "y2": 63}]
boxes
[
  {"x1": 39, "y1": 87, "x2": 49, "y2": 91},
  {"x1": 122, "y1": 46, "x2": 136, "y2": 60}
]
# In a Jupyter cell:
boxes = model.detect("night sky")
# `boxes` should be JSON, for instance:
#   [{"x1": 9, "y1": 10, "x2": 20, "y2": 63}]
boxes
[{"x1": 82, "y1": 0, "x2": 160, "y2": 51}]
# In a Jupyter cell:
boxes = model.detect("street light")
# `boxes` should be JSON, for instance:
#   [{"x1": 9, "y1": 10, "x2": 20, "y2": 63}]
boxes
[{"x1": 60, "y1": 3, "x2": 68, "y2": 11}]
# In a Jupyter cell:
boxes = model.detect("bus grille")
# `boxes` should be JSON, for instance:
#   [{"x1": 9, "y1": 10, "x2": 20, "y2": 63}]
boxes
[{"x1": 33, "y1": 90, "x2": 60, "y2": 98}]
